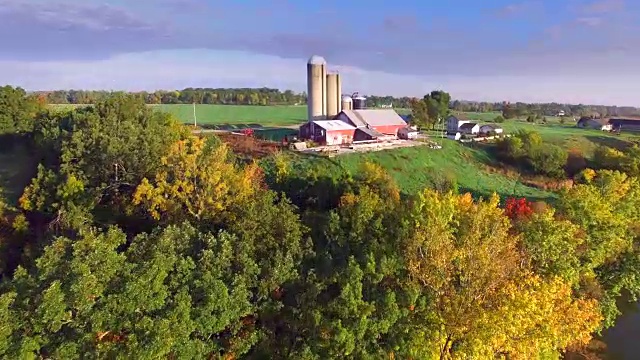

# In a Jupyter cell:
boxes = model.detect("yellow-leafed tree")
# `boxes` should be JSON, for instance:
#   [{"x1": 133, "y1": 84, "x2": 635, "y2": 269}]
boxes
[
  {"x1": 403, "y1": 189, "x2": 602, "y2": 359},
  {"x1": 132, "y1": 135, "x2": 262, "y2": 224}
]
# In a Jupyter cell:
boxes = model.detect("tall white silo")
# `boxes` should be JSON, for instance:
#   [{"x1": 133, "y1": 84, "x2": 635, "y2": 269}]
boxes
[
  {"x1": 326, "y1": 72, "x2": 342, "y2": 118},
  {"x1": 307, "y1": 55, "x2": 327, "y2": 121}
]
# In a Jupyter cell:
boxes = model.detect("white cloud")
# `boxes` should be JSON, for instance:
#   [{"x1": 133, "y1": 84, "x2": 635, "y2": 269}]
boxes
[{"x1": 1, "y1": 49, "x2": 639, "y2": 106}]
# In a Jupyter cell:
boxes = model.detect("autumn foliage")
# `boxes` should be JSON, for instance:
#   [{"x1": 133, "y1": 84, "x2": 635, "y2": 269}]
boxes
[
  {"x1": 504, "y1": 197, "x2": 534, "y2": 220},
  {"x1": 2, "y1": 91, "x2": 640, "y2": 359}
]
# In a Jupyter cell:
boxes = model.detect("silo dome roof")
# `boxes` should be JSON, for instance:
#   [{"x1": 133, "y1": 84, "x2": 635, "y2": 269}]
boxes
[{"x1": 308, "y1": 55, "x2": 326, "y2": 65}]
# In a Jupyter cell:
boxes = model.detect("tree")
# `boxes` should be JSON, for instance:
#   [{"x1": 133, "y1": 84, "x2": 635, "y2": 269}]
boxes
[
  {"x1": 132, "y1": 136, "x2": 262, "y2": 225},
  {"x1": 403, "y1": 190, "x2": 600, "y2": 359},
  {"x1": 0, "y1": 86, "x2": 43, "y2": 141},
  {"x1": 409, "y1": 97, "x2": 429, "y2": 129},
  {"x1": 19, "y1": 94, "x2": 189, "y2": 232},
  {"x1": 0, "y1": 224, "x2": 273, "y2": 358},
  {"x1": 424, "y1": 90, "x2": 451, "y2": 128},
  {"x1": 557, "y1": 170, "x2": 640, "y2": 327}
]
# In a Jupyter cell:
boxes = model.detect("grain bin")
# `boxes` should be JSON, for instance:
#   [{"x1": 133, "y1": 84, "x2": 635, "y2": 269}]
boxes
[{"x1": 341, "y1": 95, "x2": 353, "y2": 111}]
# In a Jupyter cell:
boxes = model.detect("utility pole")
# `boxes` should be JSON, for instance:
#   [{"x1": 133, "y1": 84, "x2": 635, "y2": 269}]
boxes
[{"x1": 193, "y1": 102, "x2": 197, "y2": 128}]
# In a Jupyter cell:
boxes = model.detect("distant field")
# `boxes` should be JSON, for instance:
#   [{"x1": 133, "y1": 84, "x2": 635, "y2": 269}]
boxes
[
  {"x1": 151, "y1": 104, "x2": 308, "y2": 127},
  {"x1": 462, "y1": 111, "x2": 640, "y2": 156},
  {"x1": 49, "y1": 104, "x2": 411, "y2": 127}
]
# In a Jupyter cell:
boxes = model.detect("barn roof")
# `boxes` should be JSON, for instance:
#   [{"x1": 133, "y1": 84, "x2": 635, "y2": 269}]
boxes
[
  {"x1": 459, "y1": 122, "x2": 478, "y2": 130},
  {"x1": 340, "y1": 109, "x2": 407, "y2": 128},
  {"x1": 578, "y1": 117, "x2": 610, "y2": 125},
  {"x1": 312, "y1": 120, "x2": 356, "y2": 131},
  {"x1": 356, "y1": 127, "x2": 384, "y2": 139}
]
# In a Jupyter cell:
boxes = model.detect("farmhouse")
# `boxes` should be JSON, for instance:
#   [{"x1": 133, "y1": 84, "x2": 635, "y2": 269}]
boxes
[
  {"x1": 298, "y1": 120, "x2": 356, "y2": 145},
  {"x1": 609, "y1": 117, "x2": 640, "y2": 132},
  {"x1": 447, "y1": 114, "x2": 475, "y2": 134},
  {"x1": 576, "y1": 117, "x2": 612, "y2": 131},
  {"x1": 336, "y1": 109, "x2": 408, "y2": 138},
  {"x1": 479, "y1": 124, "x2": 504, "y2": 135}
]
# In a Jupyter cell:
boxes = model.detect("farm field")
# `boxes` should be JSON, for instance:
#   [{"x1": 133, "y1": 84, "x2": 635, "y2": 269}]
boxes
[
  {"x1": 151, "y1": 104, "x2": 307, "y2": 127},
  {"x1": 461, "y1": 111, "x2": 640, "y2": 156}
]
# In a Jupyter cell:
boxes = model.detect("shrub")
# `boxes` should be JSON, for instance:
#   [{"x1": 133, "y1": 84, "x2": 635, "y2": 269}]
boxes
[
  {"x1": 528, "y1": 144, "x2": 568, "y2": 178},
  {"x1": 494, "y1": 115, "x2": 505, "y2": 123}
]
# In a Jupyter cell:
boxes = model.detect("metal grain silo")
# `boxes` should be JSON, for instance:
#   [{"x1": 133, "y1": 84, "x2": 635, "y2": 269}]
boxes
[
  {"x1": 307, "y1": 55, "x2": 327, "y2": 121},
  {"x1": 352, "y1": 92, "x2": 367, "y2": 110},
  {"x1": 326, "y1": 72, "x2": 342, "y2": 118},
  {"x1": 341, "y1": 95, "x2": 353, "y2": 111}
]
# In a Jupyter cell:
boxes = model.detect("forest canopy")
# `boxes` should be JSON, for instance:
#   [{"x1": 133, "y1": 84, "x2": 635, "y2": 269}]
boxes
[{"x1": 0, "y1": 87, "x2": 639, "y2": 359}]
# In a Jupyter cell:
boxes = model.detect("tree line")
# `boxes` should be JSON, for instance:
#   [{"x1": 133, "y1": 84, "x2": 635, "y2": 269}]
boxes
[
  {"x1": 32, "y1": 87, "x2": 640, "y2": 118},
  {"x1": 1, "y1": 85, "x2": 640, "y2": 358}
]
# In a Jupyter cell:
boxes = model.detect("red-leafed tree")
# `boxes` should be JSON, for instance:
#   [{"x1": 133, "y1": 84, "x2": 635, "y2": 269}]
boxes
[{"x1": 504, "y1": 197, "x2": 534, "y2": 220}]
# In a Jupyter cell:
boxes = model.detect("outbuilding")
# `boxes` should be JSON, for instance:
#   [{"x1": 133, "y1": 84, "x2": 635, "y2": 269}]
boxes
[
  {"x1": 576, "y1": 117, "x2": 612, "y2": 131},
  {"x1": 298, "y1": 120, "x2": 356, "y2": 145},
  {"x1": 459, "y1": 122, "x2": 480, "y2": 135},
  {"x1": 608, "y1": 117, "x2": 640, "y2": 132},
  {"x1": 336, "y1": 109, "x2": 408, "y2": 137},
  {"x1": 446, "y1": 114, "x2": 472, "y2": 134},
  {"x1": 479, "y1": 124, "x2": 504, "y2": 135},
  {"x1": 398, "y1": 127, "x2": 419, "y2": 140}
]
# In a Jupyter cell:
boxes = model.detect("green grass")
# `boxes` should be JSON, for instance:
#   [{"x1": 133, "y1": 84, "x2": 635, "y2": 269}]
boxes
[
  {"x1": 151, "y1": 104, "x2": 307, "y2": 127},
  {"x1": 286, "y1": 140, "x2": 554, "y2": 202},
  {"x1": 461, "y1": 112, "x2": 640, "y2": 156}
]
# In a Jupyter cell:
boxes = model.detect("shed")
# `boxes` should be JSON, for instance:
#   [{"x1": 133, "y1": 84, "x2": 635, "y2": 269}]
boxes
[
  {"x1": 336, "y1": 109, "x2": 407, "y2": 136},
  {"x1": 479, "y1": 124, "x2": 504, "y2": 134},
  {"x1": 354, "y1": 127, "x2": 384, "y2": 142},
  {"x1": 398, "y1": 127, "x2": 419, "y2": 140},
  {"x1": 608, "y1": 117, "x2": 640, "y2": 132},
  {"x1": 299, "y1": 120, "x2": 356, "y2": 145},
  {"x1": 459, "y1": 122, "x2": 479, "y2": 134},
  {"x1": 576, "y1": 117, "x2": 612, "y2": 131}
]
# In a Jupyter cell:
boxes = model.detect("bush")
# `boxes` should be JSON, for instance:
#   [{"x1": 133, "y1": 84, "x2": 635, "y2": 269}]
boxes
[
  {"x1": 527, "y1": 144, "x2": 568, "y2": 178},
  {"x1": 494, "y1": 115, "x2": 505, "y2": 123}
]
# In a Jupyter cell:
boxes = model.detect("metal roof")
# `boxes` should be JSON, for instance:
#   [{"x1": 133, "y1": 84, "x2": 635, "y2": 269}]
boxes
[
  {"x1": 312, "y1": 120, "x2": 356, "y2": 131},
  {"x1": 459, "y1": 122, "x2": 478, "y2": 130},
  {"x1": 308, "y1": 55, "x2": 327, "y2": 65},
  {"x1": 340, "y1": 109, "x2": 407, "y2": 127},
  {"x1": 356, "y1": 127, "x2": 384, "y2": 138}
]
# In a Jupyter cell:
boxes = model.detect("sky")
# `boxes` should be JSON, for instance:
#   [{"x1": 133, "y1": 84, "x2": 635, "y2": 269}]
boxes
[{"x1": 0, "y1": 0, "x2": 639, "y2": 105}]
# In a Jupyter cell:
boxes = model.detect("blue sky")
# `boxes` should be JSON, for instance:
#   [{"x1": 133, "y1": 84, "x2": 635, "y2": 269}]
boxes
[{"x1": 0, "y1": 0, "x2": 638, "y2": 105}]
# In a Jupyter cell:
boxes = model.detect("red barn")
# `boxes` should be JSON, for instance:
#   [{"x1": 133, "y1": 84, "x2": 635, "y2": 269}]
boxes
[
  {"x1": 336, "y1": 109, "x2": 407, "y2": 139},
  {"x1": 298, "y1": 120, "x2": 356, "y2": 145}
]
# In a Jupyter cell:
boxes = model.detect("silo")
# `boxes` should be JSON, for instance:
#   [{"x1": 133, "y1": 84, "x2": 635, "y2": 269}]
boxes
[
  {"x1": 307, "y1": 55, "x2": 327, "y2": 121},
  {"x1": 352, "y1": 92, "x2": 367, "y2": 110},
  {"x1": 326, "y1": 72, "x2": 341, "y2": 118},
  {"x1": 336, "y1": 73, "x2": 342, "y2": 113},
  {"x1": 341, "y1": 95, "x2": 353, "y2": 111}
]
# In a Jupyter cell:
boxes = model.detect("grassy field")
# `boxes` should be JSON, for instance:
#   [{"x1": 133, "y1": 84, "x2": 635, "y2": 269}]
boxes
[
  {"x1": 461, "y1": 111, "x2": 639, "y2": 157},
  {"x1": 285, "y1": 140, "x2": 555, "y2": 202},
  {"x1": 151, "y1": 104, "x2": 307, "y2": 127}
]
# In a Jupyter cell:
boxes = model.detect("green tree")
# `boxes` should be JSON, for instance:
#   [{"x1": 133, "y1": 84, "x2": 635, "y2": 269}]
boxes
[
  {"x1": 0, "y1": 86, "x2": 43, "y2": 140},
  {"x1": 410, "y1": 97, "x2": 429, "y2": 129},
  {"x1": 424, "y1": 90, "x2": 451, "y2": 128}
]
